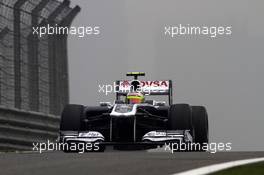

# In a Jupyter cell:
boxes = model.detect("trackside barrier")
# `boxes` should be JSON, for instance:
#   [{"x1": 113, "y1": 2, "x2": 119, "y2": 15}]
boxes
[{"x1": 0, "y1": 106, "x2": 60, "y2": 151}]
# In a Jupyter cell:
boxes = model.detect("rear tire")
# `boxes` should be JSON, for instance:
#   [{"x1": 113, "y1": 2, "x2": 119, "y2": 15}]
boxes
[
  {"x1": 60, "y1": 104, "x2": 84, "y2": 131},
  {"x1": 191, "y1": 106, "x2": 209, "y2": 151}
]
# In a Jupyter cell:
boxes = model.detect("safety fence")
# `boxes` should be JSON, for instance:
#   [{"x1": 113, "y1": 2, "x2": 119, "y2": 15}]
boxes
[{"x1": 0, "y1": 0, "x2": 80, "y2": 115}]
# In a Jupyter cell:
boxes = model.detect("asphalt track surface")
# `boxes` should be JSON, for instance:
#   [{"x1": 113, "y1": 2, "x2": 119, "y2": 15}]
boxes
[{"x1": 1, "y1": 151, "x2": 264, "y2": 175}]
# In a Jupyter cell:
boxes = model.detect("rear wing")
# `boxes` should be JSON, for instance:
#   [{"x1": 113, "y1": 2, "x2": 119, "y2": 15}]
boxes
[{"x1": 115, "y1": 80, "x2": 173, "y2": 105}]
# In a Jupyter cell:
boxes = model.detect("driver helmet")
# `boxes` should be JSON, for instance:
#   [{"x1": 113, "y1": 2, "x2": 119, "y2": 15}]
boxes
[{"x1": 127, "y1": 92, "x2": 144, "y2": 104}]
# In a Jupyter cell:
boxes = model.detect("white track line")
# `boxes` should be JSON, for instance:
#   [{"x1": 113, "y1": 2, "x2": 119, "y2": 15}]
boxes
[{"x1": 173, "y1": 157, "x2": 264, "y2": 175}]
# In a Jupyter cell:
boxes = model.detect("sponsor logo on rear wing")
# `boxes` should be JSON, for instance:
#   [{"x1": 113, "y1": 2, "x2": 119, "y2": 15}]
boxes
[{"x1": 117, "y1": 80, "x2": 171, "y2": 95}]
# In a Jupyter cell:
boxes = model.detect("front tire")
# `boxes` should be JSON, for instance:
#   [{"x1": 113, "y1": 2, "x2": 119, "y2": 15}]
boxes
[
  {"x1": 168, "y1": 104, "x2": 193, "y2": 132},
  {"x1": 168, "y1": 104, "x2": 193, "y2": 151},
  {"x1": 191, "y1": 106, "x2": 209, "y2": 151},
  {"x1": 60, "y1": 104, "x2": 84, "y2": 131}
]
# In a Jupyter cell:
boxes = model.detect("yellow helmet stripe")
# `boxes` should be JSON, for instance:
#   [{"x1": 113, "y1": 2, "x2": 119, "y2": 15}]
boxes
[{"x1": 127, "y1": 96, "x2": 144, "y2": 100}]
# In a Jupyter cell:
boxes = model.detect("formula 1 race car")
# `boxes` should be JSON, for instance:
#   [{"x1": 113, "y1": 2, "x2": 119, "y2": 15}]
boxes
[{"x1": 59, "y1": 72, "x2": 208, "y2": 152}]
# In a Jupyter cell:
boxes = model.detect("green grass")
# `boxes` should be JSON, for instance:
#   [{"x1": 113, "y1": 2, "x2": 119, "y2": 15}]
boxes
[{"x1": 210, "y1": 161, "x2": 264, "y2": 175}]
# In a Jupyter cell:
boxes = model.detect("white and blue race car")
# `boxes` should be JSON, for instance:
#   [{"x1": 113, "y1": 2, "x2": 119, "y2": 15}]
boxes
[{"x1": 59, "y1": 72, "x2": 208, "y2": 152}]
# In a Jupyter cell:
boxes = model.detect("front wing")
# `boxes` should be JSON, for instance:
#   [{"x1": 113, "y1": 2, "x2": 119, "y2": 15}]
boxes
[{"x1": 59, "y1": 130, "x2": 193, "y2": 147}]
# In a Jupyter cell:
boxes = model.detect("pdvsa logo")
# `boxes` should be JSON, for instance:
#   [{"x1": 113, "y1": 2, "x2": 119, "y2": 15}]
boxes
[
  {"x1": 120, "y1": 80, "x2": 168, "y2": 88},
  {"x1": 141, "y1": 81, "x2": 168, "y2": 87}
]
